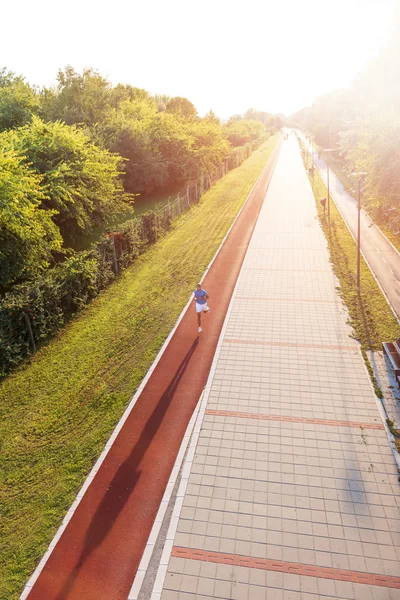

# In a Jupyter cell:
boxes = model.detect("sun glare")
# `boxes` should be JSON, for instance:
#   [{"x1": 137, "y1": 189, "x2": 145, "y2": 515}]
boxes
[{"x1": 0, "y1": 0, "x2": 398, "y2": 116}]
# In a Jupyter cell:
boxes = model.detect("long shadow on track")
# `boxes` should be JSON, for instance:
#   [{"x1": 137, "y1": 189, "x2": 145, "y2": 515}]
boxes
[{"x1": 55, "y1": 338, "x2": 199, "y2": 600}]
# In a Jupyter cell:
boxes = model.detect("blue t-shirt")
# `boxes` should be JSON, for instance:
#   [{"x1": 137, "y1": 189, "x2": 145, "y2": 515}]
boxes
[{"x1": 194, "y1": 289, "x2": 207, "y2": 304}]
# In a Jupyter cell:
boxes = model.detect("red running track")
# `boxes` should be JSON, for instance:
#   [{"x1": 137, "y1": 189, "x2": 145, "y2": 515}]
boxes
[{"x1": 27, "y1": 140, "x2": 282, "y2": 600}]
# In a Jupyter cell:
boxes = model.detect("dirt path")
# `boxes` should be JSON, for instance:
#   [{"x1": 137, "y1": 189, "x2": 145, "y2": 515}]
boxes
[{"x1": 26, "y1": 140, "x2": 282, "y2": 600}]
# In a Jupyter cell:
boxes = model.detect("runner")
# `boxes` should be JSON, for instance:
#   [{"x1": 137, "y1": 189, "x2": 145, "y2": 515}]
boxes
[{"x1": 194, "y1": 283, "x2": 210, "y2": 333}]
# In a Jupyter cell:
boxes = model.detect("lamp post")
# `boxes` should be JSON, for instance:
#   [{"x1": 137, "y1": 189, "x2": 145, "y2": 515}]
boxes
[
  {"x1": 352, "y1": 172, "x2": 368, "y2": 294},
  {"x1": 309, "y1": 136, "x2": 315, "y2": 167},
  {"x1": 323, "y1": 149, "x2": 335, "y2": 220}
]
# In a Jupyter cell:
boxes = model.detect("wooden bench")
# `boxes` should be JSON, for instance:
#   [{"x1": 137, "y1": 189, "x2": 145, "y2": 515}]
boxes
[{"x1": 382, "y1": 338, "x2": 400, "y2": 387}]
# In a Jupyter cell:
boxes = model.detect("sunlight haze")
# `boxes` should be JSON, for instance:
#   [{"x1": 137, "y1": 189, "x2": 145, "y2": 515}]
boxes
[{"x1": 1, "y1": 0, "x2": 398, "y2": 116}]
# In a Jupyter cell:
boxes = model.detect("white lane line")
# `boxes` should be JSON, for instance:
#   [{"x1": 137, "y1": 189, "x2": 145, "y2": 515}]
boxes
[
  {"x1": 377, "y1": 248, "x2": 381, "y2": 254},
  {"x1": 382, "y1": 257, "x2": 387, "y2": 264},
  {"x1": 390, "y1": 269, "x2": 395, "y2": 275}
]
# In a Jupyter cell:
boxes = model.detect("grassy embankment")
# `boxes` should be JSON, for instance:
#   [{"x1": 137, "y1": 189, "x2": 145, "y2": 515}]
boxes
[
  {"x1": 0, "y1": 134, "x2": 279, "y2": 600},
  {"x1": 306, "y1": 165, "x2": 400, "y2": 391}
]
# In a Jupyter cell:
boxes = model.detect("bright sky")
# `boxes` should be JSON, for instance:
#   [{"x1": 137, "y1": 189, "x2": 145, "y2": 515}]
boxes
[{"x1": 1, "y1": 0, "x2": 397, "y2": 117}]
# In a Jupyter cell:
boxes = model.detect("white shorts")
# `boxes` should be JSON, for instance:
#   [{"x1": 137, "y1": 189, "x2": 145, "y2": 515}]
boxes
[{"x1": 196, "y1": 302, "x2": 209, "y2": 313}]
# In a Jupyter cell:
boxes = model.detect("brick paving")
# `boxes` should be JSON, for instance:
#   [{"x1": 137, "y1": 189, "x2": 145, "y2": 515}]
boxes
[{"x1": 152, "y1": 137, "x2": 400, "y2": 599}]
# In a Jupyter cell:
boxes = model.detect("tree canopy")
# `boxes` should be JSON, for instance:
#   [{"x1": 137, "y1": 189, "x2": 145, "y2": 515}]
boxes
[
  {"x1": 0, "y1": 64, "x2": 279, "y2": 287},
  {"x1": 0, "y1": 68, "x2": 39, "y2": 131},
  {"x1": 291, "y1": 16, "x2": 400, "y2": 231},
  {"x1": 0, "y1": 147, "x2": 61, "y2": 286}
]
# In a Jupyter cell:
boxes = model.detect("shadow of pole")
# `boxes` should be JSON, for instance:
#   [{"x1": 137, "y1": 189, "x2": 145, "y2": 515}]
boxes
[{"x1": 55, "y1": 337, "x2": 199, "y2": 600}]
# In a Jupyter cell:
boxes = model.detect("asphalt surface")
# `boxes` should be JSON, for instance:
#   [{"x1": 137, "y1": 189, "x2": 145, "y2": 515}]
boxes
[
  {"x1": 300, "y1": 134, "x2": 400, "y2": 320},
  {"x1": 25, "y1": 141, "x2": 282, "y2": 600}
]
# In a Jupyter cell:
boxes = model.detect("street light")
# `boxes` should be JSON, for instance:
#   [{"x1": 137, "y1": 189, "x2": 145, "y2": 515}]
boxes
[
  {"x1": 309, "y1": 136, "x2": 315, "y2": 167},
  {"x1": 352, "y1": 171, "x2": 368, "y2": 294},
  {"x1": 323, "y1": 149, "x2": 335, "y2": 220}
]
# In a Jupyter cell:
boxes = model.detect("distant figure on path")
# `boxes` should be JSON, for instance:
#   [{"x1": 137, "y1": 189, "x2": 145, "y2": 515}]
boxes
[{"x1": 194, "y1": 284, "x2": 210, "y2": 333}]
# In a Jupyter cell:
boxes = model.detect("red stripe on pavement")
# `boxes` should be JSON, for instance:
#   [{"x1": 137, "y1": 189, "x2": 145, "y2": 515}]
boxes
[
  {"x1": 223, "y1": 338, "x2": 356, "y2": 351},
  {"x1": 26, "y1": 143, "x2": 283, "y2": 600},
  {"x1": 243, "y1": 268, "x2": 331, "y2": 272},
  {"x1": 235, "y1": 295, "x2": 338, "y2": 303},
  {"x1": 171, "y1": 547, "x2": 400, "y2": 589},
  {"x1": 204, "y1": 409, "x2": 384, "y2": 430}
]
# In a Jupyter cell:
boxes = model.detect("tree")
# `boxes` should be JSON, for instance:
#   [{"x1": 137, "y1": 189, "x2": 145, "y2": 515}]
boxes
[
  {"x1": 0, "y1": 68, "x2": 39, "y2": 131},
  {"x1": 204, "y1": 110, "x2": 220, "y2": 124},
  {"x1": 166, "y1": 97, "x2": 197, "y2": 119},
  {"x1": 39, "y1": 66, "x2": 112, "y2": 127},
  {"x1": 4, "y1": 117, "x2": 129, "y2": 243},
  {"x1": 109, "y1": 84, "x2": 149, "y2": 108},
  {"x1": 224, "y1": 119, "x2": 264, "y2": 146},
  {"x1": 0, "y1": 146, "x2": 62, "y2": 287},
  {"x1": 95, "y1": 98, "x2": 172, "y2": 193}
]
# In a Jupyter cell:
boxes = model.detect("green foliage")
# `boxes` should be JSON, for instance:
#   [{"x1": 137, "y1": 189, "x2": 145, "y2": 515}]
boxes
[
  {"x1": 0, "y1": 68, "x2": 39, "y2": 131},
  {"x1": 225, "y1": 119, "x2": 264, "y2": 146},
  {"x1": 293, "y1": 17, "x2": 400, "y2": 235},
  {"x1": 340, "y1": 114, "x2": 400, "y2": 230},
  {"x1": 0, "y1": 147, "x2": 62, "y2": 286},
  {"x1": 0, "y1": 246, "x2": 114, "y2": 375},
  {"x1": 165, "y1": 96, "x2": 197, "y2": 119},
  {"x1": 39, "y1": 66, "x2": 112, "y2": 127},
  {"x1": 3, "y1": 117, "x2": 128, "y2": 243},
  {"x1": 0, "y1": 65, "x2": 266, "y2": 294},
  {"x1": 96, "y1": 98, "x2": 230, "y2": 193}
]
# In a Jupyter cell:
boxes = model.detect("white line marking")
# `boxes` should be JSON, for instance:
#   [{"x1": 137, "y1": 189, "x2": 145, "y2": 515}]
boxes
[
  {"x1": 382, "y1": 257, "x2": 387, "y2": 264},
  {"x1": 377, "y1": 248, "x2": 381, "y2": 254},
  {"x1": 390, "y1": 269, "x2": 395, "y2": 275}
]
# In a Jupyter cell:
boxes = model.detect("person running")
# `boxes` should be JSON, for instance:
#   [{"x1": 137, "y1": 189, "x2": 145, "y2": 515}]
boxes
[{"x1": 194, "y1": 283, "x2": 210, "y2": 333}]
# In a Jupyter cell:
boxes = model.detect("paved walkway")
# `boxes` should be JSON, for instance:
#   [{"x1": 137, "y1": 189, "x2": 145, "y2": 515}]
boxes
[{"x1": 146, "y1": 137, "x2": 400, "y2": 599}]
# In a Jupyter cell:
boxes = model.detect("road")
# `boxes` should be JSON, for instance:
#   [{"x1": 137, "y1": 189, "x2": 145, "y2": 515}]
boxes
[{"x1": 299, "y1": 133, "x2": 400, "y2": 320}]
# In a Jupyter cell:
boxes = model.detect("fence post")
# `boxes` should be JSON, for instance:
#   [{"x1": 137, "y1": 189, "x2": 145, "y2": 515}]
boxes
[
  {"x1": 24, "y1": 311, "x2": 36, "y2": 353},
  {"x1": 186, "y1": 185, "x2": 190, "y2": 207},
  {"x1": 112, "y1": 236, "x2": 119, "y2": 274}
]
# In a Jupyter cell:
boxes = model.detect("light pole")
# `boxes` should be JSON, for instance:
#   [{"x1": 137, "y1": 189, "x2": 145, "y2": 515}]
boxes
[
  {"x1": 309, "y1": 136, "x2": 315, "y2": 167},
  {"x1": 323, "y1": 149, "x2": 335, "y2": 220},
  {"x1": 353, "y1": 172, "x2": 368, "y2": 294}
]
